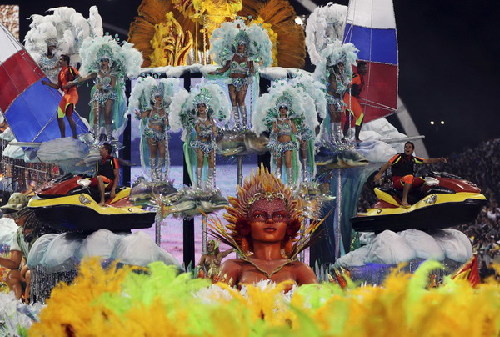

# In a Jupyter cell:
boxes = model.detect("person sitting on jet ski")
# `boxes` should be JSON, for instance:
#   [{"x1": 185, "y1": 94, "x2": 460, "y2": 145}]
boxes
[
  {"x1": 374, "y1": 142, "x2": 447, "y2": 208},
  {"x1": 91, "y1": 143, "x2": 120, "y2": 205}
]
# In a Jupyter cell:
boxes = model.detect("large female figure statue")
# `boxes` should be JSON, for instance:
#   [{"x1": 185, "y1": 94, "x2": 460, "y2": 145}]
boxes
[
  {"x1": 170, "y1": 84, "x2": 230, "y2": 190},
  {"x1": 212, "y1": 166, "x2": 318, "y2": 287},
  {"x1": 128, "y1": 77, "x2": 178, "y2": 181},
  {"x1": 209, "y1": 19, "x2": 272, "y2": 129},
  {"x1": 79, "y1": 35, "x2": 142, "y2": 142},
  {"x1": 253, "y1": 84, "x2": 315, "y2": 185},
  {"x1": 314, "y1": 40, "x2": 358, "y2": 145}
]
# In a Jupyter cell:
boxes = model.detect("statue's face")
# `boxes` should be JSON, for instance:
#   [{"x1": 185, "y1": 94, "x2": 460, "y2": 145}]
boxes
[{"x1": 249, "y1": 199, "x2": 288, "y2": 243}]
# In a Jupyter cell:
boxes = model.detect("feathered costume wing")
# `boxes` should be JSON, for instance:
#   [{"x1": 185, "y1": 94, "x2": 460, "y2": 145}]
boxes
[
  {"x1": 305, "y1": 3, "x2": 347, "y2": 66},
  {"x1": 24, "y1": 6, "x2": 103, "y2": 66}
]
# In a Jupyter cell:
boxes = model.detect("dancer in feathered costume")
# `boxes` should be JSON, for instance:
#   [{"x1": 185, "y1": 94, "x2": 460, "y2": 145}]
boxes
[
  {"x1": 288, "y1": 74, "x2": 326, "y2": 182},
  {"x1": 305, "y1": 3, "x2": 347, "y2": 67},
  {"x1": 253, "y1": 82, "x2": 315, "y2": 185},
  {"x1": 170, "y1": 84, "x2": 230, "y2": 189},
  {"x1": 314, "y1": 39, "x2": 358, "y2": 145},
  {"x1": 209, "y1": 19, "x2": 272, "y2": 129},
  {"x1": 24, "y1": 6, "x2": 103, "y2": 82},
  {"x1": 79, "y1": 35, "x2": 142, "y2": 142},
  {"x1": 128, "y1": 76, "x2": 179, "y2": 181}
]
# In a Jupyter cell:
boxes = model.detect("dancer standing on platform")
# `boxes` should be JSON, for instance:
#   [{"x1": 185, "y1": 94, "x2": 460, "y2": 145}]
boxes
[
  {"x1": 209, "y1": 19, "x2": 272, "y2": 129},
  {"x1": 128, "y1": 77, "x2": 178, "y2": 181},
  {"x1": 343, "y1": 61, "x2": 368, "y2": 142},
  {"x1": 253, "y1": 83, "x2": 315, "y2": 185},
  {"x1": 42, "y1": 54, "x2": 80, "y2": 139},
  {"x1": 289, "y1": 74, "x2": 326, "y2": 182},
  {"x1": 314, "y1": 40, "x2": 358, "y2": 145},
  {"x1": 269, "y1": 103, "x2": 297, "y2": 182},
  {"x1": 191, "y1": 102, "x2": 218, "y2": 188},
  {"x1": 79, "y1": 35, "x2": 142, "y2": 142},
  {"x1": 171, "y1": 84, "x2": 230, "y2": 189}
]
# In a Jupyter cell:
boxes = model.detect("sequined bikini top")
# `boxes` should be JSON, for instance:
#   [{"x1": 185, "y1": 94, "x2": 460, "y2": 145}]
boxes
[
  {"x1": 230, "y1": 61, "x2": 249, "y2": 74},
  {"x1": 197, "y1": 121, "x2": 213, "y2": 137},
  {"x1": 97, "y1": 73, "x2": 113, "y2": 89},
  {"x1": 276, "y1": 120, "x2": 292, "y2": 136},
  {"x1": 148, "y1": 108, "x2": 167, "y2": 125}
]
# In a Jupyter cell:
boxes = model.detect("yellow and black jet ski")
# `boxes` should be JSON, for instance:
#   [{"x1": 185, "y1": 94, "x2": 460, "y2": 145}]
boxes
[
  {"x1": 28, "y1": 175, "x2": 156, "y2": 232},
  {"x1": 351, "y1": 172, "x2": 487, "y2": 232}
]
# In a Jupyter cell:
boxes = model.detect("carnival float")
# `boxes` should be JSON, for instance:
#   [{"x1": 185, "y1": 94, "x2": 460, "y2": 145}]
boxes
[{"x1": 0, "y1": 0, "x2": 497, "y2": 336}]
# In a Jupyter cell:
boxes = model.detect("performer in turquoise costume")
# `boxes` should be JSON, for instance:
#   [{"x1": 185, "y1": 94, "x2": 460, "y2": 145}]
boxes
[
  {"x1": 79, "y1": 35, "x2": 142, "y2": 142},
  {"x1": 314, "y1": 40, "x2": 358, "y2": 145},
  {"x1": 170, "y1": 84, "x2": 230, "y2": 189},
  {"x1": 209, "y1": 19, "x2": 272, "y2": 129},
  {"x1": 289, "y1": 74, "x2": 326, "y2": 182},
  {"x1": 253, "y1": 82, "x2": 316, "y2": 185},
  {"x1": 128, "y1": 76, "x2": 179, "y2": 181}
]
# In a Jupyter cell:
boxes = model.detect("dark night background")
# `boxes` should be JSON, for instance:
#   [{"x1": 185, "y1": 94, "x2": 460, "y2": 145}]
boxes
[{"x1": 4, "y1": 0, "x2": 500, "y2": 157}]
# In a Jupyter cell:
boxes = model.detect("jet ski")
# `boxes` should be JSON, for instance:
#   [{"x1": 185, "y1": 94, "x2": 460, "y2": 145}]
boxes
[
  {"x1": 351, "y1": 171, "x2": 487, "y2": 233},
  {"x1": 28, "y1": 174, "x2": 156, "y2": 232}
]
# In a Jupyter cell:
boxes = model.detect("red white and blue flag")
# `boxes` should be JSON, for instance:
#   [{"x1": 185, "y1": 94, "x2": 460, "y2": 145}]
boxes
[
  {"x1": 0, "y1": 24, "x2": 87, "y2": 143},
  {"x1": 343, "y1": 0, "x2": 398, "y2": 122}
]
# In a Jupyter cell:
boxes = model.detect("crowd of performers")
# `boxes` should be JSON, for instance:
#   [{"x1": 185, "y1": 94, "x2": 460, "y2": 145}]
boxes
[{"x1": 13, "y1": 14, "x2": 373, "y2": 187}]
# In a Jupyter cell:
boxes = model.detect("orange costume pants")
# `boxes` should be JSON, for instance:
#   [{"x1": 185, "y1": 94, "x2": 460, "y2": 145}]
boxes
[
  {"x1": 57, "y1": 90, "x2": 78, "y2": 118},
  {"x1": 342, "y1": 94, "x2": 364, "y2": 127}
]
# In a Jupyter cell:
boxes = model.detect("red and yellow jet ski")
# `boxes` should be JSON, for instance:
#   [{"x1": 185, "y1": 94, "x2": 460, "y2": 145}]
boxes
[
  {"x1": 351, "y1": 172, "x2": 487, "y2": 232},
  {"x1": 28, "y1": 174, "x2": 156, "y2": 232}
]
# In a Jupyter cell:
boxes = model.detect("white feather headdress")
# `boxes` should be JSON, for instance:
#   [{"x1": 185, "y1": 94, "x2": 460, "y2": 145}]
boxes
[
  {"x1": 24, "y1": 6, "x2": 103, "y2": 65},
  {"x1": 79, "y1": 35, "x2": 142, "y2": 78},
  {"x1": 313, "y1": 39, "x2": 358, "y2": 84},
  {"x1": 252, "y1": 81, "x2": 316, "y2": 136},
  {"x1": 170, "y1": 83, "x2": 231, "y2": 140},
  {"x1": 305, "y1": 3, "x2": 347, "y2": 66},
  {"x1": 209, "y1": 19, "x2": 273, "y2": 68}
]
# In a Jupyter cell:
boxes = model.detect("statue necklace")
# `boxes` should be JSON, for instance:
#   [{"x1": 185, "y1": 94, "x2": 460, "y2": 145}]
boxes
[{"x1": 242, "y1": 256, "x2": 294, "y2": 279}]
